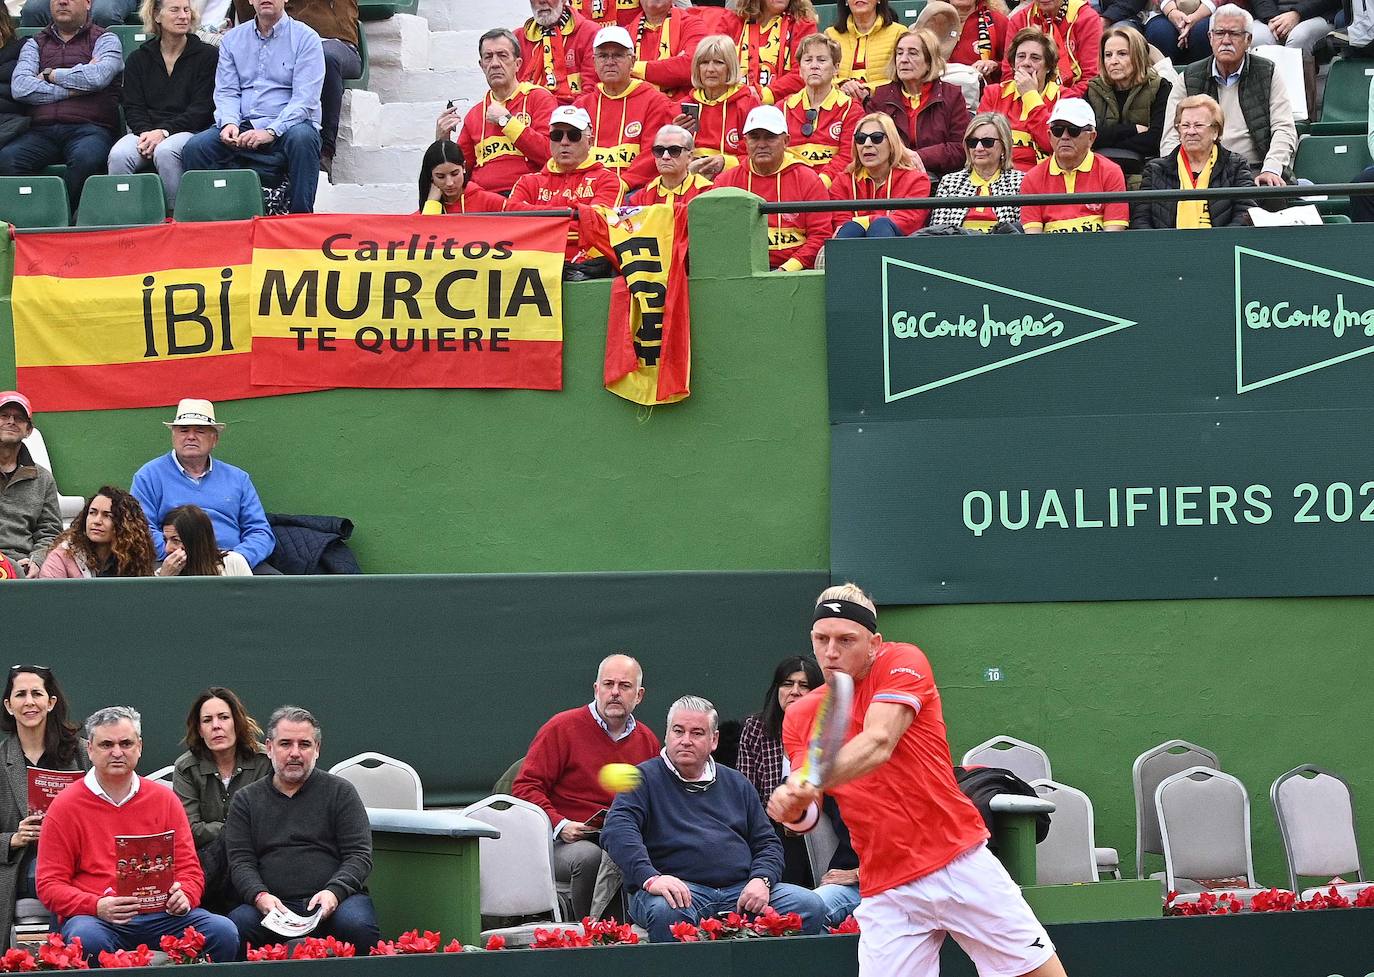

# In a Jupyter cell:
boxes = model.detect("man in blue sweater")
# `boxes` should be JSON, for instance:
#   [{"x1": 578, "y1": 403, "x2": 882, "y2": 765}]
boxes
[
  {"x1": 131, "y1": 399, "x2": 277, "y2": 573},
  {"x1": 602, "y1": 695, "x2": 824, "y2": 942}
]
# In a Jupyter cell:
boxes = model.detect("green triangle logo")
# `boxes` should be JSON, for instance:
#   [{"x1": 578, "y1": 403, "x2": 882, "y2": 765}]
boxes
[
  {"x1": 880, "y1": 256, "x2": 1137, "y2": 402},
  {"x1": 1234, "y1": 246, "x2": 1374, "y2": 393}
]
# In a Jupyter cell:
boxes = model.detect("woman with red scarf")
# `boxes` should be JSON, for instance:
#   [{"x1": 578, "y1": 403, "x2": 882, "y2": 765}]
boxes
[
  {"x1": 718, "y1": 0, "x2": 818, "y2": 105},
  {"x1": 866, "y1": 27, "x2": 969, "y2": 179},
  {"x1": 828, "y1": 112, "x2": 931, "y2": 237},
  {"x1": 977, "y1": 26, "x2": 1058, "y2": 171},
  {"x1": 676, "y1": 34, "x2": 761, "y2": 177}
]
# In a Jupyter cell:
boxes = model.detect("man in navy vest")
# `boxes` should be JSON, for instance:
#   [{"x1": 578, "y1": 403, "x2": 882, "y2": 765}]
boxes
[{"x1": 0, "y1": 0, "x2": 123, "y2": 208}]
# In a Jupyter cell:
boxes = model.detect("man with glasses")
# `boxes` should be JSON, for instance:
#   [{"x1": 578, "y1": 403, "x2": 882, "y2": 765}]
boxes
[
  {"x1": 508, "y1": 105, "x2": 625, "y2": 274},
  {"x1": 442, "y1": 28, "x2": 556, "y2": 194},
  {"x1": 1019, "y1": 97, "x2": 1127, "y2": 232},
  {"x1": 710, "y1": 105, "x2": 830, "y2": 270},
  {"x1": 1160, "y1": 3, "x2": 1296, "y2": 187},
  {"x1": 574, "y1": 25, "x2": 674, "y2": 190},
  {"x1": 37, "y1": 707, "x2": 239, "y2": 964},
  {"x1": 627, "y1": 124, "x2": 713, "y2": 204},
  {"x1": 517, "y1": 0, "x2": 598, "y2": 104},
  {"x1": 0, "y1": 392, "x2": 60, "y2": 580}
]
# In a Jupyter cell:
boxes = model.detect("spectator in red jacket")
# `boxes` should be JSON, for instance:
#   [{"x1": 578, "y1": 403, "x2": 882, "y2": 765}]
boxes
[
  {"x1": 783, "y1": 33, "x2": 861, "y2": 186},
  {"x1": 517, "y1": 0, "x2": 598, "y2": 104},
  {"x1": 512, "y1": 655, "x2": 660, "y2": 923},
  {"x1": 676, "y1": 33, "x2": 760, "y2": 176},
  {"x1": 711, "y1": 104, "x2": 831, "y2": 270},
  {"x1": 417, "y1": 140, "x2": 509, "y2": 214},
  {"x1": 441, "y1": 28, "x2": 555, "y2": 194},
  {"x1": 948, "y1": 0, "x2": 1009, "y2": 81},
  {"x1": 978, "y1": 26, "x2": 1058, "y2": 171},
  {"x1": 625, "y1": 123, "x2": 715, "y2": 204},
  {"x1": 1002, "y1": 0, "x2": 1100, "y2": 97},
  {"x1": 830, "y1": 111, "x2": 931, "y2": 237},
  {"x1": 866, "y1": 27, "x2": 970, "y2": 178},
  {"x1": 1020, "y1": 96, "x2": 1127, "y2": 232},
  {"x1": 575, "y1": 25, "x2": 674, "y2": 190},
  {"x1": 572, "y1": 0, "x2": 638, "y2": 28},
  {"x1": 628, "y1": 0, "x2": 706, "y2": 99},
  {"x1": 718, "y1": 0, "x2": 819, "y2": 104}
]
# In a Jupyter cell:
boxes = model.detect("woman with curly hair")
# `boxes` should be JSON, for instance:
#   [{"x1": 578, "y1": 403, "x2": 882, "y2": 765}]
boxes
[
  {"x1": 718, "y1": 0, "x2": 819, "y2": 104},
  {"x1": 39, "y1": 487, "x2": 156, "y2": 578}
]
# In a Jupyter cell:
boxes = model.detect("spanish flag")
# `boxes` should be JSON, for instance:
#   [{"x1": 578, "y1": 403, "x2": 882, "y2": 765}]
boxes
[
  {"x1": 249, "y1": 214, "x2": 568, "y2": 390},
  {"x1": 12, "y1": 222, "x2": 315, "y2": 412},
  {"x1": 579, "y1": 203, "x2": 691, "y2": 405}
]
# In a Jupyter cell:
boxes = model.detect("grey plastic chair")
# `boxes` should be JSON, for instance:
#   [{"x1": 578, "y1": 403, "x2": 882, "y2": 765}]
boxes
[
  {"x1": 1032, "y1": 779, "x2": 1098, "y2": 885},
  {"x1": 1132, "y1": 739, "x2": 1219, "y2": 879},
  {"x1": 1156, "y1": 766, "x2": 1265, "y2": 906},
  {"x1": 462, "y1": 794, "x2": 563, "y2": 947},
  {"x1": 804, "y1": 806, "x2": 840, "y2": 885},
  {"x1": 962, "y1": 735, "x2": 1052, "y2": 783},
  {"x1": 329, "y1": 751, "x2": 423, "y2": 810},
  {"x1": 1271, "y1": 764, "x2": 1373, "y2": 900}
]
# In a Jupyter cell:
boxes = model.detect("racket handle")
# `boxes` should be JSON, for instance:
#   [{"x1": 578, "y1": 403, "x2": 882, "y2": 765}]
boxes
[{"x1": 783, "y1": 801, "x2": 819, "y2": 834}]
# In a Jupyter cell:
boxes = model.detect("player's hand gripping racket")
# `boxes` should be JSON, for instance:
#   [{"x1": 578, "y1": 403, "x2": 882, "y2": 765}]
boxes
[{"x1": 783, "y1": 670, "x2": 853, "y2": 833}]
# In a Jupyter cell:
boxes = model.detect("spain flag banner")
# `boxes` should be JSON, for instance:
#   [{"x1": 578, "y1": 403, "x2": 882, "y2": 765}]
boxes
[
  {"x1": 12, "y1": 222, "x2": 317, "y2": 411},
  {"x1": 578, "y1": 204, "x2": 691, "y2": 406},
  {"x1": 249, "y1": 214, "x2": 568, "y2": 390}
]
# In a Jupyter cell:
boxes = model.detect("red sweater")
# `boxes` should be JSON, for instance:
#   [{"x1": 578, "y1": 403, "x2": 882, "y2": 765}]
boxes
[
  {"x1": 512, "y1": 706, "x2": 661, "y2": 826},
  {"x1": 951, "y1": 4, "x2": 1010, "y2": 75},
  {"x1": 718, "y1": 12, "x2": 817, "y2": 105},
  {"x1": 458, "y1": 84, "x2": 557, "y2": 193},
  {"x1": 630, "y1": 9, "x2": 707, "y2": 100},
  {"x1": 508, "y1": 159, "x2": 626, "y2": 258},
  {"x1": 712, "y1": 153, "x2": 831, "y2": 270},
  {"x1": 418, "y1": 184, "x2": 509, "y2": 215},
  {"x1": 38, "y1": 776, "x2": 204, "y2": 920},
  {"x1": 572, "y1": 0, "x2": 638, "y2": 27},
  {"x1": 517, "y1": 13, "x2": 598, "y2": 104},
  {"x1": 1001, "y1": 0, "x2": 1101, "y2": 98},
  {"x1": 575, "y1": 79, "x2": 675, "y2": 191},
  {"x1": 978, "y1": 80, "x2": 1058, "y2": 172},
  {"x1": 685, "y1": 84, "x2": 760, "y2": 166},
  {"x1": 829, "y1": 165, "x2": 932, "y2": 235}
]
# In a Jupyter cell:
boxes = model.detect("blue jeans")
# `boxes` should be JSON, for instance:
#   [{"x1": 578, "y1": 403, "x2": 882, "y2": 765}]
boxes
[
  {"x1": 320, "y1": 38, "x2": 362, "y2": 158},
  {"x1": 228, "y1": 895, "x2": 379, "y2": 952},
  {"x1": 21, "y1": 0, "x2": 134, "y2": 25},
  {"x1": 814, "y1": 882, "x2": 860, "y2": 927},
  {"x1": 1144, "y1": 13, "x2": 1211, "y2": 63},
  {"x1": 629, "y1": 880, "x2": 824, "y2": 943},
  {"x1": 835, "y1": 216, "x2": 904, "y2": 238},
  {"x1": 0, "y1": 122, "x2": 114, "y2": 209},
  {"x1": 181, "y1": 121, "x2": 320, "y2": 214},
  {"x1": 61, "y1": 909, "x2": 239, "y2": 964}
]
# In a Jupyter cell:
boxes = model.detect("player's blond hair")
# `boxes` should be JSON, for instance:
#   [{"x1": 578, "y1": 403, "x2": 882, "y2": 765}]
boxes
[{"x1": 816, "y1": 582, "x2": 877, "y2": 618}]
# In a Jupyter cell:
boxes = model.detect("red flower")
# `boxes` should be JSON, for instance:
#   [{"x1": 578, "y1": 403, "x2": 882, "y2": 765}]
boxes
[
  {"x1": 245, "y1": 945, "x2": 288, "y2": 961},
  {"x1": 827, "y1": 915, "x2": 860, "y2": 934},
  {"x1": 96, "y1": 947, "x2": 154, "y2": 970},
  {"x1": 1250, "y1": 889, "x2": 1295, "y2": 913},
  {"x1": 441, "y1": 940, "x2": 462, "y2": 954},
  {"x1": 483, "y1": 935, "x2": 506, "y2": 951},
  {"x1": 158, "y1": 927, "x2": 209, "y2": 964},
  {"x1": 698, "y1": 918, "x2": 725, "y2": 941},
  {"x1": 670, "y1": 921, "x2": 701, "y2": 943},
  {"x1": 37, "y1": 934, "x2": 88, "y2": 970},
  {"x1": 752, "y1": 906, "x2": 803, "y2": 937},
  {"x1": 368, "y1": 942, "x2": 398, "y2": 956},
  {"x1": 0, "y1": 948, "x2": 37, "y2": 972},
  {"x1": 1355, "y1": 887, "x2": 1374, "y2": 908},
  {"x1": 396, "y1": 930, "x2": 442, "y2": 954}
]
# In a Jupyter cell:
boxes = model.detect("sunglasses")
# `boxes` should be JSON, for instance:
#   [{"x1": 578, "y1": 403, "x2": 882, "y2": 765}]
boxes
[
  {"x1": 651, "y1": 144, "x2": 688, "y2": 158},
  {"x1": 549, "y1": 128, "x2": 583, "y2": 143},
  {"x1": 1049, "y1": 122, "x2": 1089, "y2": 138},
  {"x1": 964, "y1": 136, "x2": 998, "y2": 149},
  {"x1": 800, "y1": 107, "x2": 819, "y2": 138},
  {"x1": 10, "y1": 664, "x2": 51, "y2": 673},
  {"x1": 854, "y1": 131, "x2": 887, "y2": 145}
]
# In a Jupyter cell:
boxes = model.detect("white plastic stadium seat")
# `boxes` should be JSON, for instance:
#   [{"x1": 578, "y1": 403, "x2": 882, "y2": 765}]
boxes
[
  {"x1": 462, "y1": 794, "x2": 562, "y2": 947},
  {"x1": 1132, "y1": 739, "x2": 1219, "y2": 880},
  {"x1": 145, "y1": 765, "x2": 175, "y2": 787},
  {"x1": 1032, "y1": 779, "x2": 1098, "y2": 885},
  {"x1": 22, "y1": 427, "x2": 86, "y2": 528},
  {"x1": 1156, "y1": 767, "x2": 1266, "y2": 907},
  {"x1": 1271, "y1": 764, "x2": 1374, "y2": 901},
  {"x1": 962, "y1": 735, "x2": 1051, "y2": 783},
  {"x1": 329, "y1": 751, "x2": 423, "y2": 810}
]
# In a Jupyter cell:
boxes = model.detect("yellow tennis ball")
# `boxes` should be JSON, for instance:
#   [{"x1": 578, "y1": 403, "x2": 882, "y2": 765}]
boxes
[{"x1": 598, "y1": 763, "x2": 641, "y2": 794}]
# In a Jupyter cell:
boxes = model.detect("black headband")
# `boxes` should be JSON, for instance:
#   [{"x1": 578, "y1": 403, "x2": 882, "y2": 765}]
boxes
[{"x1": 813, "y1": 599, "x2": 877, "y2": 634}]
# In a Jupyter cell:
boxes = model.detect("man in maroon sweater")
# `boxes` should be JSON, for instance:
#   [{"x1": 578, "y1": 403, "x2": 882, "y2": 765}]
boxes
[
  {"x1": 37, "y1": 707, "x2": 239, "y2": 963},
  {"x1": 513, "y1": 654, "x2": 660, "y2": 921}
]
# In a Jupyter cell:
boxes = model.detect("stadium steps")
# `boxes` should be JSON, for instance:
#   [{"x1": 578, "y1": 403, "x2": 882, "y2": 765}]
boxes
[{"x1": 319, "y1": 0, "x2": 524, "y2": 213}]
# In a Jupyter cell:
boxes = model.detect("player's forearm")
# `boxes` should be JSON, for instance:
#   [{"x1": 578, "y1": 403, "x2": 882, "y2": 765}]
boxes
[{"x1": 824, "y1": 728, "x2": 899, "y2": 788}]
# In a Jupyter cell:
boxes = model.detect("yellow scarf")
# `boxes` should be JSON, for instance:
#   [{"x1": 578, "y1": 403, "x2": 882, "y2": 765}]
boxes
[{"x1": 1175, "y1": 146, "x2": 1216, "y2": 229}]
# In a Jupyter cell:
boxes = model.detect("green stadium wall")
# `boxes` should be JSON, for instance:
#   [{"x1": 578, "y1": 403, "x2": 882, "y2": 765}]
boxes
[{"x1": 1, "y1": 195, "x2": 1370, "y2": 892}]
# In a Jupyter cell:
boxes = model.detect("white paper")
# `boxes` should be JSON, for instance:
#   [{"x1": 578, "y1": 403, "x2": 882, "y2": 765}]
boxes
[
  {"x1": 1247, "y1": 204, "x2": 1323, "y2": 226},
  {"x1": 261, "y1": 906, "x2": 324, "y2": 938}
]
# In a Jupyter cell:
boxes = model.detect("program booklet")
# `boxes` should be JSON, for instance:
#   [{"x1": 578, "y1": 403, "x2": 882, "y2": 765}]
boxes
[
  {"x1": 27, "y1": 768, "x2": 83, "y2": 815},
  {"x1": 115, "y1": 831, "x2": 176, "y2": 913},
  {"x1": 262, "y1": 905, "x2": 324, "y2": 938}
]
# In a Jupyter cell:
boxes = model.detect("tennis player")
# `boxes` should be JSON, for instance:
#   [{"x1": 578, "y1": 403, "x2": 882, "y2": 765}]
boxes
[{"x1": 768, "y1": 583, "x2": 1068, "y2": 977}]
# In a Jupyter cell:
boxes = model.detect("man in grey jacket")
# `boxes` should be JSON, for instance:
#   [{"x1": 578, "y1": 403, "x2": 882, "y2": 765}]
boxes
[
  {"x1": 223, "y1": 706, "x2": 378, "y2": 950},
  {"x1": 0, "y1": 391, "x2": 61, "y2": 578}
]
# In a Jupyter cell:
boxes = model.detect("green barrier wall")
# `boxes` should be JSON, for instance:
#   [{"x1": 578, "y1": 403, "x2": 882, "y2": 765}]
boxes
[{"x1": 2, "y1": 198, "x2": 1372, "y2": 893}]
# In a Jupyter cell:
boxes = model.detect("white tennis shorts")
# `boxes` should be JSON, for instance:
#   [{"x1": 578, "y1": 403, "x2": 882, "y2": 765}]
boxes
[{"x1": 854, "y1": 845, "x2": 1055, "y2": 977}]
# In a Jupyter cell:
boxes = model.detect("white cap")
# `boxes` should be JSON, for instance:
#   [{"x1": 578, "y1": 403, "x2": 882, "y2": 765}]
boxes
[
  {"x1": 1048, "y1": 98, "x2": 1095, "y2": 130},
  {"x1": 549, "y1": 105, "x2": 592, "y2": 131},
  {"x1": 742, "y1": 105, "x2": 787, "y2": 135},
  {"x1": 593, "y1": 25, "x2": 634, "y2": 49}
]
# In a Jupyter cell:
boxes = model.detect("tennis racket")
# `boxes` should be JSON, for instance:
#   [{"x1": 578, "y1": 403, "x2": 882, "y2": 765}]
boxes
[{"x1": 784, "y1": 670, "x2": 853, "y2": 832}]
